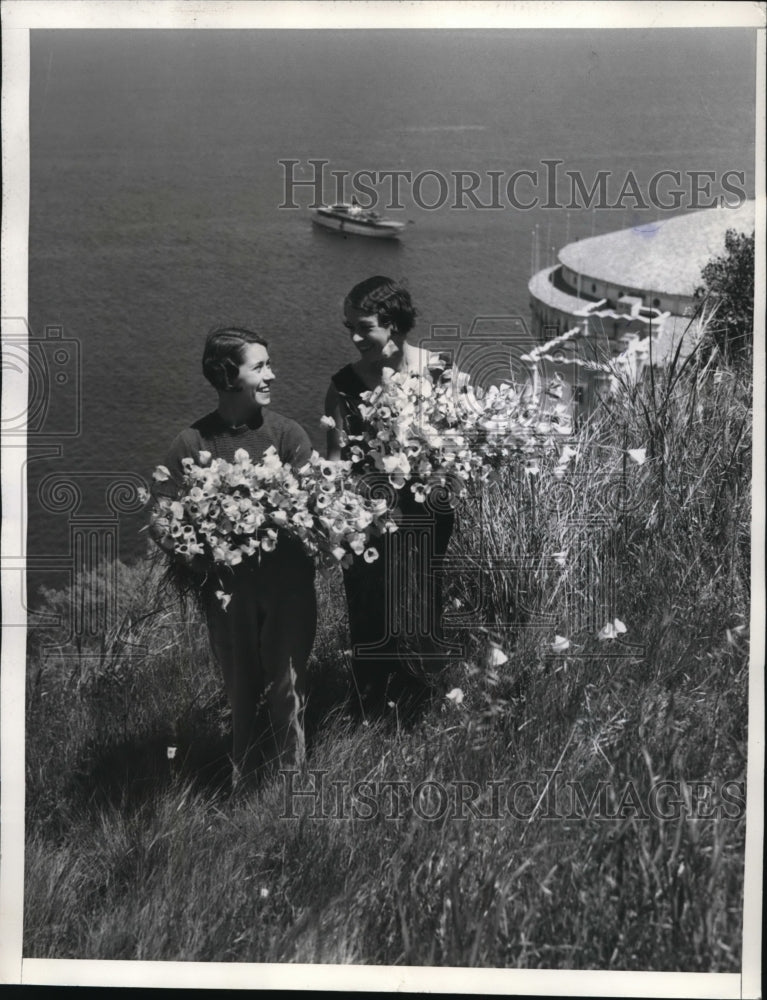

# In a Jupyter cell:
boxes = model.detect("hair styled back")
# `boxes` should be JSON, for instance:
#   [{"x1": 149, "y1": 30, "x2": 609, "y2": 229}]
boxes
[
  {"x1": 202, "y1": 326, "x2": 269, "y2": 391},
  {"x1": 345, "y1": 276, "x2": 417, "y2": 337}
]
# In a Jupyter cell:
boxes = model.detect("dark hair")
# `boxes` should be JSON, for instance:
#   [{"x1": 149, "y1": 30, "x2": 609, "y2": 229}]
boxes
[
  {"x1": 345, "y1": 276, "x2": 417, "y2": 337},
  {"x1": 202, "y1": 326, "x2": 269, "y2": 391}
]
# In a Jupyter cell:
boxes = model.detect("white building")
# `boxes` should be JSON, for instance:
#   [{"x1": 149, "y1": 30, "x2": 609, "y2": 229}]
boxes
[{"x1": 528, "y1": 201, "x2": 755, "y2": 360}]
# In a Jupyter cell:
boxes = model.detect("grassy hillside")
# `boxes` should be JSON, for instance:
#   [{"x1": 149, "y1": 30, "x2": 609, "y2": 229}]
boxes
[{"x1": 24, "y1": 334, "x2": 751, "y2": 969}]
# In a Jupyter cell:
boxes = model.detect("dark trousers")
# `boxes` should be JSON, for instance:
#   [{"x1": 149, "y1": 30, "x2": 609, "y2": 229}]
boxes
[
  {"x1": 343, "y1": 500, "x2": 455, "y2": 713},
  {"x1": 203, "y1": 537, "x2": 316, "y2": 784}
]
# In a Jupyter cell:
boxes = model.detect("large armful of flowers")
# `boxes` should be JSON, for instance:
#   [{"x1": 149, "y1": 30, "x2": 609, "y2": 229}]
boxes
[
  {"x1": 145, "y1": 445, "x2": 398, "y2": 604},
  {"x1": 144, "y1": 363, "x2": 575, "y2": 606},
  {"x1": 344, "y1": 359, "x2": 576, "y2": 502}
]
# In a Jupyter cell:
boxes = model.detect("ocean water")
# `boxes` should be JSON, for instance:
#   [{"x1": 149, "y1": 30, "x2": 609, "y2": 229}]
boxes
[{"x1": 26, "y1": 28, "x2": 756, "y2": 587}]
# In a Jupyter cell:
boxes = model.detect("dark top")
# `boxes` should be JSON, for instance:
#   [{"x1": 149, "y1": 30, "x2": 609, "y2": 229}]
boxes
[
  {"x1": 157, "y1": 408, "x2": 313, "y2": 497},
  {"x1": 330, "y1": 363, "x2": 368, "y2": 440}
]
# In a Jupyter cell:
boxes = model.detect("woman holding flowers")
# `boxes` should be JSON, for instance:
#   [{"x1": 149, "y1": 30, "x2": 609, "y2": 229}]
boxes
[
  {"x1": 324, "y1": 276, "x2": 456, "y2": 716},
  {"x1": 152, "y1": 327, "x2": 316, "y2": 786}
]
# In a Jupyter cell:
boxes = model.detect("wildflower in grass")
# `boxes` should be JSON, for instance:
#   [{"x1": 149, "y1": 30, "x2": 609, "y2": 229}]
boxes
[
  {"x1": 628, "y1": 447, "x2": 647, "y2": 465},
  {"x1": 598, "y1": 618, "x2": 628, "y2": 640},
  {"x1": 551, "y1": 635, "x2": 570, "y2": 653},
  {"x1": 552, "y1": 550, "x2": 568, "y2": 568},
  {"x1": 484, "y1": 642, "x2": 508, "y2": 668},
  {"x1": 726, "y1": 624, "x2": 747, "y2": 645},
  {"x1": 446, "y1": 687, "x2": 465, "y2": 705}
]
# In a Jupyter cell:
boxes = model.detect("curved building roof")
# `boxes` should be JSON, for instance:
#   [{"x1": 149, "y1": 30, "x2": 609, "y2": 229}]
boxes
[{"x1": 558, "y1": 201, "x2": 755, "y2": 297}]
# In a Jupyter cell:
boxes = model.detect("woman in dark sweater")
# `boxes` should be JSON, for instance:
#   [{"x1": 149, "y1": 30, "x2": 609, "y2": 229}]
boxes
[
  {"x1": 153, "y1": 327, "x2": 316, "y2": 786},
  {"x1": 324, "y1": 277, "x2": 455, "y2": 716}
]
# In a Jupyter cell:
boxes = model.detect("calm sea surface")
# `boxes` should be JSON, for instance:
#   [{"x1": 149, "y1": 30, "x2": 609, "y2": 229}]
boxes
[{"x1": 27, "y1": 29, "x2": 756, "y2": 587}]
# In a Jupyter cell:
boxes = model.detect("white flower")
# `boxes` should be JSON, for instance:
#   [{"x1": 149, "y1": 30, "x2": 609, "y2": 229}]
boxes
[
  {"x1": 348, "y1": 534, "x2": 367, "y2": 555},
  {"x1": 445, "y1": 687, "x2": 464, "y2": 705},
  {"x1": 261, "y1": 530, "x2": 278, "y2": 552},
  {"x1": 320, "y1": 415, "x2": 336, "y2": 429},
  {"x1": 166, "y1": 746, "x2": 177, "y2": 760},
  {"x1": 152, "y1": 465, "x2": 171, "y2": 482},
  {"x1": 319, "y1": 461, "x2": 337, "y2": 480},
  {"x1": 198, "y1": 450, "x2": 212, "y2": 465},
  {"x1": 485, "y1": 643, "x2": 508, "y2": 668},
  {"x1": 215, "y1": 590, "x2": 231, "y2": 611},
  {"x1": 381, "y1": 340, "x2": 399, "y2": 360},
  {"x1": 628, "y1": 447, "x2": 647, "y2": 465},
  {"x1": 169, "y1": 500, "x2": 185, "y2": 520},
  {"x1": 598, "y1": 618, "x2": 628, "y2": 641},
  {"x1": 363, "y1": 547, "x2": 379, "y2": 563},
  {"x1": 551, "y1": 635, "x2": 570, "y2": 653},
  {"x1": 552, "y1": 550, "x2": 567, "y2": 568}
]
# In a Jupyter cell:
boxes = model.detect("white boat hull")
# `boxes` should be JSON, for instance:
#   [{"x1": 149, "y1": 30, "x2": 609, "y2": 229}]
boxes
[{"x1": 312, "y1": 210, "x2": 405, "y2": 239}]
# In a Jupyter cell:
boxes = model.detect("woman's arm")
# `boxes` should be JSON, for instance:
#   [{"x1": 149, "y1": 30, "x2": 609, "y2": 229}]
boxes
[{"x1": 324, "y1": 383, "x2": 346, "y2": 461}]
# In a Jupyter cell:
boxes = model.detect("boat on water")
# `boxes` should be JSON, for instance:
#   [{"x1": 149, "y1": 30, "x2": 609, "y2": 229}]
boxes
[{"x1": 311, "y1": 203, "x2": 406, "y2": 239}]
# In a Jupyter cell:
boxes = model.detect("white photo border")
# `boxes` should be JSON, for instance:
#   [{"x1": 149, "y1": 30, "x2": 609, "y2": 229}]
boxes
[{"x1": 1, "y1": 1, "x2": 764, "y2": 994}]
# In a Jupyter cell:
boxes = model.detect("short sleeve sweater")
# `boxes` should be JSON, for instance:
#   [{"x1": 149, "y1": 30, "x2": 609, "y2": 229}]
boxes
[{"x1": 157, "y1": 408, "x2": 313, "y2": 496}]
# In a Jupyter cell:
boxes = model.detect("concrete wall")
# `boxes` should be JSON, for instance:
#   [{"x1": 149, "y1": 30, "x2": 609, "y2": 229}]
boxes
[{"x1": 559, "y1": 264, "x2": 692, "y2": 316}]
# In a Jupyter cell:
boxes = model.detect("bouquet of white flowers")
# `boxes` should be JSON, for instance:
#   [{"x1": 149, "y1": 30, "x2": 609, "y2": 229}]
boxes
[
  {"x1": 294, "y1": 450, "x2": 397, "y2": 569},
  {"x1": 460, "y1": 375, "x2": 575, "y2": 475},
  {"x1": 147, "y1": 446, "x2": 397, "y2": 602},
  {"x1": 334, "y1": 362, "x2": 575, "y2": 505},
  {"x1": 333, "y1": 365, "x2": 479, "y2": 508}
]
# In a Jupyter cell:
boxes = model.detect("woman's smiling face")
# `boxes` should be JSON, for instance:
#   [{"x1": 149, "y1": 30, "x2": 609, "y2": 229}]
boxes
[
  {"x1": 343, "y1": 302, "x2": 395, "y2": 362},
  {"x1": 234, "y1": 342, "x2": 275, "y2": 407}
]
